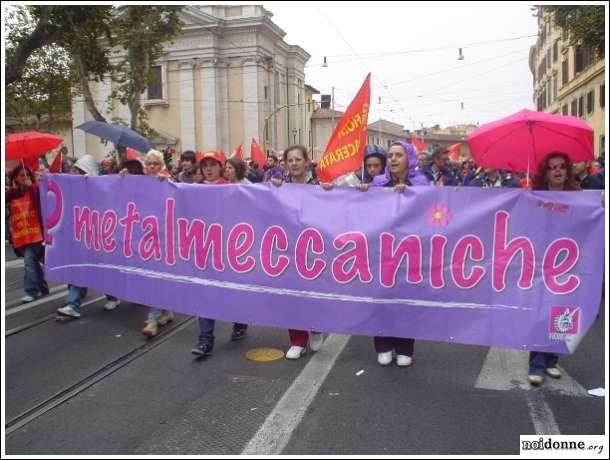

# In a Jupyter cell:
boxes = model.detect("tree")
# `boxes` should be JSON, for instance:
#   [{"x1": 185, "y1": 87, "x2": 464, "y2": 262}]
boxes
[
  {"x1": 6, "y1": 46, "x2": 73, "y2": 131},
  {"x1": 5, "y1": 6, "x2": 74, "y2": 131},
  {"x1": 5, "y1": 5, "x2": 113, "y2": 87},
  {"x1": 111, "y1": 6, "x2": 182, "y2": 134},
  {"x1": 5, "y1": 5, "x2": 115, "y2": 128},
  {"x1": 5, "y1": 5, "x2": 184, "y2": 153},
  {"x1": 48, "y1": 6, "x2": 115, "y2": 123},
  {"x1": 541, "y1": 5, "x2": 605, "y2": 58}
]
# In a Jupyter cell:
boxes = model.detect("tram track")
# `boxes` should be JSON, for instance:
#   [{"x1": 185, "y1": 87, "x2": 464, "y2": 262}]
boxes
[
  {"x1": 5, "y1": 295, "x2": 106, "y2": 337},
  {"x1": 5, "y1": 315, "x2": 196, "y2": 435}
]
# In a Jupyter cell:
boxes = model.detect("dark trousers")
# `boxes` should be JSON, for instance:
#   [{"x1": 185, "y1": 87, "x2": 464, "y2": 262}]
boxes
[
  {"x1": 528, "y1": 351, "x2": 559, "y2": 376},
  {"x1": 374, "y1": 336, "x2": 415, "y2": 356},
  {"x1": 197, "y1": 318, "x2": 248, "y2": 347}
]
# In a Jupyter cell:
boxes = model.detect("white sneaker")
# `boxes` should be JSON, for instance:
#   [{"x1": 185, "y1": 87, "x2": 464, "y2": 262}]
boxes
[
  {"x1": 309, "y1": 332, "x2": 324, "y2": 352},
  {"x1": 21, "y1": 295, "x2": 36, "y2": 303},
  {"x1": 57, "y1": 305, "x2": 81, "y2": 318},
  {"x1": 286, "y1": 346, "x2": 306, "y2": 360},
  {"x1": 377, "y1": 351, "x2": 393, "y2": 366},
  {"x1": 545, "y1": 367, "x2": 562, "y2": 379},
  {"x1": 396, "y1": 355, "x2": 412, "y2": 367},
  {"x1": 104, "y1": 299, "x2": 120, "y2": 311}
]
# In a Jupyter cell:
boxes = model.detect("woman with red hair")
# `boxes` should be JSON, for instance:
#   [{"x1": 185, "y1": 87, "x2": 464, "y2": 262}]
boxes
[{"x1": 528, "y1": 151, "x2": 580, "y2": 386}]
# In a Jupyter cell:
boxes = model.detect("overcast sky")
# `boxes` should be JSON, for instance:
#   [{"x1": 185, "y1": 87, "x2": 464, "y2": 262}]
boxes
[{"x1": 265, "y1": 1, "x2": 538, "y2": 130}]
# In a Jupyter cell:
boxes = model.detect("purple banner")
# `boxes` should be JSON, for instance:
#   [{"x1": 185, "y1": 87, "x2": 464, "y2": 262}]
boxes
[{"x1": 40, "y1": 174, "x2": 604, "y2": 353}]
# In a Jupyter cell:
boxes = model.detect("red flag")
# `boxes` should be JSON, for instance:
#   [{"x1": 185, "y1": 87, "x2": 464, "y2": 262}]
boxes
[
  {"x1": 231, "y1": 144, "x2": 244, "y2": 161},
  {"x1": 250, "y1": 138, "x2": 266, "y2": 172},
  {"x1": 316, "y1": 74, "x2": 370, "y2": 183},
  {"x1": 48, "y1": 151, "x2": 62, "y2": 173},
  {"x1": 125, "y1": 148, "x2": 139, "y2": 160},
  {"x1": 448, "y1": 142, "x2": 462, "y2": 161},
  {"x1": 410, "y1": 135, "x2": 426, "y2": 154},
  {"x1": 22, "y1": 156, "x2": 39, "y2": 172}
]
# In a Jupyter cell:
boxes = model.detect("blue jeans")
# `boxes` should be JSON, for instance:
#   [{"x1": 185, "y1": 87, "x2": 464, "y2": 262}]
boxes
[
  {"x1": 198, "y1": 318, "x2": 215, "y2": 347},
  {"x1": 529, "y1": 351, "x2": 559, "y2": 376},
  {"x1": 148, "y1": 307, "x2": 163, "y2": 321},
  {"x1": 148, "y1": 307, "x2": 173, "y2": 321},
  {"x1": 23, "y1": 243, "x2": 45, "y2": 297},
  {"x1": 66, "y1": 285, "x2": 87, "y2": 310}
]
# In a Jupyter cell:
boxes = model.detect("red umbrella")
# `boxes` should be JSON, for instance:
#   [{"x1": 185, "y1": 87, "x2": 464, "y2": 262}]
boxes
[
  {"x1": 5, "y1": 131, "x2": 63, "y2": 161},
  {"x1": 467, "y1": 109, "x2": 593, "y2": 174}
]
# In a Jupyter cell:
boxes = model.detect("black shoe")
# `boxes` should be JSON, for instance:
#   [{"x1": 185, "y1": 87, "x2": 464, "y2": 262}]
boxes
[
  {"x1": 191, "y1": 343, "x2": 213, "y2": 356},
  {"x1": 231, "y1": 329, "x2": 247, "y2": 341}
]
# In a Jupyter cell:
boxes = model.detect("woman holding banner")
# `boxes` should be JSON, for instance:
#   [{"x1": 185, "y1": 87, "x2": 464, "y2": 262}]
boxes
[
  {"x1": 191, "y1": 151, "x2": 249, "y2": 357},
  {"x1": 527, "y1": 151, "x2": 581, "y2": 385},
  {"x1": 57, "y1": 155, "x2": 124, "y2": 318},
  {"x1": 272, "y1": 145, "x2": 324, "y2": 359},
  {"x1": 6, "y1": 165, "x2": 49, "y2": 303},
  {"x1": 365, "y1": 140, "x2": 429, "y2": 366},
  {"x1": 141, "y1": 150, "x2": 175, "y2": 336}
]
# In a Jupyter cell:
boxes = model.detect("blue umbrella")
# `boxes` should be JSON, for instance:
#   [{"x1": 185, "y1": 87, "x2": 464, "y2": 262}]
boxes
[{"x1": 76, "y1": 121, "x2": 152, "y2": 153}]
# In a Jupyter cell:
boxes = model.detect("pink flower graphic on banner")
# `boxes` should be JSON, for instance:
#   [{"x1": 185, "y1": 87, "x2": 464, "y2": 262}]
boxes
[{"x1": 427, "y1": 202, "x2": 452, "y2": 228}]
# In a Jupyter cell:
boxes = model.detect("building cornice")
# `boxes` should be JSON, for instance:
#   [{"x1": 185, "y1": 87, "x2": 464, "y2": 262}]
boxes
[{"x1": 558, "y1": 62, "x2": 605, "y2": 99}]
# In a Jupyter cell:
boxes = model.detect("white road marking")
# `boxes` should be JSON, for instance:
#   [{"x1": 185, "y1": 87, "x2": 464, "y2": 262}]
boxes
[
  {"x1": 5, "y1": 289, "x2": 67, "y2": 316},
  {"x1": 525, "y1": 392, "x2": 561, "y2": 435},
  {"x1": 5, "y1": 259, "x2": 24, "y2": 268},
  {"x1": 241, "y1": 334, "x2": 350, "y2": 455},
  {"x1": 475, "y1": 347, "x2": 589, "y2": 397},
  {"x1": 475, "y1": 347, "x2": 594, "y2": 436}
]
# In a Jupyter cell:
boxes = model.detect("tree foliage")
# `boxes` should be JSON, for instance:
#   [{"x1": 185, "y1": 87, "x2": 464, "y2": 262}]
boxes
[
  {"x1": 112, "y1": 6, "x2": 182, "y2": 134},
  {"x1": 5, "y1": 5, "x2": 183, "y2": 143},
  {"x1": 5, "y1": 7, "x2": 73, "y2": 131},
  {"x1": 541, "y1": 5, "x2": 605, "y2": 58}
]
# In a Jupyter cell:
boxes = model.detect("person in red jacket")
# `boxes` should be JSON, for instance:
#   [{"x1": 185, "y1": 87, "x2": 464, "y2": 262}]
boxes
[{"x1": 6, "y1": 165, "x2": 49, "y2": 302}]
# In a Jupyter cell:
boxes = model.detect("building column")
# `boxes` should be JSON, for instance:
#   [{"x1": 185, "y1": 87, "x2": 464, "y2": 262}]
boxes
[
  {"x1": 178, "y1": 60, "x2": 196, "y2": 152},
  {"x1": 217, "y1": 60, "x2": 230, "y2": 154},
  {"x1": 242, "y1": 57, "x2": 261, "y2": 156},
  {"x1": 200, "y1": 59, "x2": 218, "y2": 151},
  {"x1": 71, "y1": 97, "x2": 86, "y2": 158},
  {"x1": 286, "y1": 71, "x2": 295, "y2": 148}
]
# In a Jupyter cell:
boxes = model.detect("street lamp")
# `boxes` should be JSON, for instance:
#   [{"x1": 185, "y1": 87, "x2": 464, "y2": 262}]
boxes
[{"x1": 292, "y1": 128, "x2": 297, "y2": 144}]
